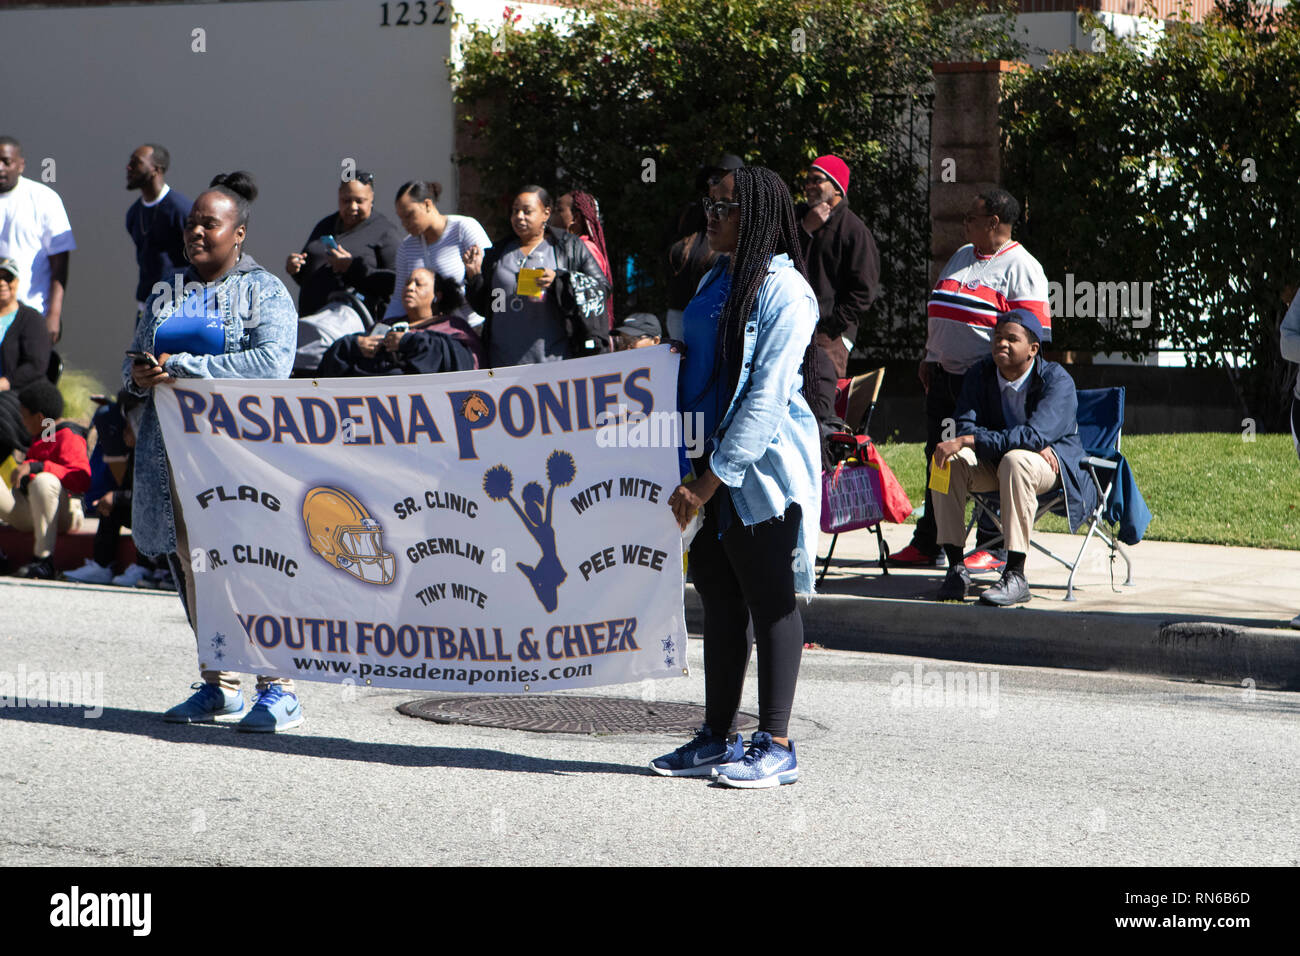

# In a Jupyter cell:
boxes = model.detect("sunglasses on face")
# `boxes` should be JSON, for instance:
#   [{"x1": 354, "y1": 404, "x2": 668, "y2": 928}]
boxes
[{"x1": 702, "y1": 198, "x2": 741, "y2": 221}]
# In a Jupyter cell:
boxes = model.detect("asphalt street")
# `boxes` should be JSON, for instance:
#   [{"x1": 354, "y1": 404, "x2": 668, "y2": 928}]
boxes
[{"x1": 1, "y1": 579, "x2": 1297, "y2": 866}]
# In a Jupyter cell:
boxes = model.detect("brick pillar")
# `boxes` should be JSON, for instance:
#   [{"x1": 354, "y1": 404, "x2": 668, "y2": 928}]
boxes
[{"x1": 929, "y1": 61, "x2": 1027, "y2": 286}]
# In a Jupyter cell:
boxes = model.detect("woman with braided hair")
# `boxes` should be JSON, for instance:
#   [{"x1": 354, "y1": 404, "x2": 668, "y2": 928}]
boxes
[
  {"x1": 553, "y1": 191, "x2": 615, "y2": 329},
  {"x1": 651, "y1": 166, "x2": 821, "y2": 788}
]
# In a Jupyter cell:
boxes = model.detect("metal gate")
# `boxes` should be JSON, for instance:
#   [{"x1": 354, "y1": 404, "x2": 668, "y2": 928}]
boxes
[{"x1": 852, "y1": 91, "x2": 934, "y2": 363}]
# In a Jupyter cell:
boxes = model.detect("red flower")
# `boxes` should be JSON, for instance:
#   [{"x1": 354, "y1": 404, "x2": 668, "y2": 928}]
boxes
[
  {"x1": 503, "y1": 5, "x2": 513, "y2": 19},
  {"x1": 514, "y1": 13, "x2": 522, "y2": 22},
  {"x1": 601, "y1": 54, "x2": 611, "y2": 64}
]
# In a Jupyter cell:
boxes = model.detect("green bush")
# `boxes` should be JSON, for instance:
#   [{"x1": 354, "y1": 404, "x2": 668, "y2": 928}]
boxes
[
  {"x1": 452, "y1": 0, "x2": 1020, "y2": 325},
  {"x1": 1002, "y1": 3, "x2": 1300, "y2": 427},
  {"x1": 57, "y1": 369, "x2": 106, "y2": 424}
]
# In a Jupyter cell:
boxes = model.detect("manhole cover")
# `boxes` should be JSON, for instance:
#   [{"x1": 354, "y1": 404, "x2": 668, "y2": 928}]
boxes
[{"x1": 398, "y1": 695, "x2": 760, "y2": 735}]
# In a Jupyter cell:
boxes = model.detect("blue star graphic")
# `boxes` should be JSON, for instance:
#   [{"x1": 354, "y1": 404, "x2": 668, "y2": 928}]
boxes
[
  {"x1": 214, "y1": 650, "x2": 225, "y2": 661},
  {"x1": 664, "y1": 655, "x2": 674, "y2": 667},
  {"x1": 661, "y1": 638, "x2": 674, "y2": 652},
  {"x1": 210, "y1": 632, "x2": 226, "y2": 648}
]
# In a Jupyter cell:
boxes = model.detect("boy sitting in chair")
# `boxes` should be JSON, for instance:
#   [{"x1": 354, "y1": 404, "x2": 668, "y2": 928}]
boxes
[{"x1": 931, "y1": 308, "x2": 1097, "y2": 605}]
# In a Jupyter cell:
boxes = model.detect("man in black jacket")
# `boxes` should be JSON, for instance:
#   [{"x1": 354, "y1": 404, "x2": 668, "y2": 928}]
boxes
[{"x1": 796, "y1": 154, "x2": 880, "y2": 379}]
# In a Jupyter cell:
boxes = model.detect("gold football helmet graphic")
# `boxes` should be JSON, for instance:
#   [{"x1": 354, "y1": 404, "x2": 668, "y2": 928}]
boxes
[{"x1": 302, "y1": 486, "x2": 396, "y2": 586}]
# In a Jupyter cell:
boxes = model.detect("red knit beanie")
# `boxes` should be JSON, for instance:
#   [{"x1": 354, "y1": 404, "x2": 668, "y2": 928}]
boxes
[{"x1": 811, "y1": 155, "x2": 850, "y2": 196}]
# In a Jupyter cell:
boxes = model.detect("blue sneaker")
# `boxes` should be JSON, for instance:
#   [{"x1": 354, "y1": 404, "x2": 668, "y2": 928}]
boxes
[
  {"x1": 236, "y1": 684, "x2": 304, "y2": 733},
  {"x1": 713, "y1": 732, "x2": 799, "y2": 788},
  {"x1": 163, "y1": 682, "x2": 245, "y2": 723},
  {"x1": 650, "y1": 726, "x2": 744, "y2": 777}
]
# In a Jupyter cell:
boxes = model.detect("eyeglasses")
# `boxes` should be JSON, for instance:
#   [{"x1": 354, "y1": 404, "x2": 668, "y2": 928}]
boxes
[{"x1": 702, "y1": 198, "x2": 741, "y2": 221}]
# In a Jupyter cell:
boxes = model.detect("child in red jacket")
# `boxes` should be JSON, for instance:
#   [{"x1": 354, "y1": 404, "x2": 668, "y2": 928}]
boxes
[{"x1": 0, "y1": 380, "x2": 88, "y2": 578}]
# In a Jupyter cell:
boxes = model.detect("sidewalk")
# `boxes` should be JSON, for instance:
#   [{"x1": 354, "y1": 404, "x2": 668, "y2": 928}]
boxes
[
  {"x1": 9, "y1": 516, "x2": 1299, "y2": 690},
  {"x1": 686, "y1": 523, "x2": 1300, "y2": 691}
]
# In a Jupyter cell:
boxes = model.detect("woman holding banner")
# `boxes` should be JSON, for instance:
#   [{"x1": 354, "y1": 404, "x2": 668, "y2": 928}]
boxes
[
  {"x1": 653, "y1": 166, "x2": 821, "y2": 788},
  {"x1": 123, "y1": 171, "x2": 301, "y2": 732}
]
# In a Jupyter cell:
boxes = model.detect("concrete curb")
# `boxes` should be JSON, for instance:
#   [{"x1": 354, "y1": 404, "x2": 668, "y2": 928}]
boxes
[{"x1": 684, "y1": 588, "x2": 1300, "y2": 691}]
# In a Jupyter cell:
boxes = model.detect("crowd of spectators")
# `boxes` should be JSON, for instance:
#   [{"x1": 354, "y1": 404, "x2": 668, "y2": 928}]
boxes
[{"x1": 0, "y1": 130, "x2": 1088, "y2": 615}]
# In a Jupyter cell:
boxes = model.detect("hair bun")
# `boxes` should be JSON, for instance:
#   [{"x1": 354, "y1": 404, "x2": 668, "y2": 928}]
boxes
[{"x1": 209, "y1": 170, "x2": 258, "y2": 203}]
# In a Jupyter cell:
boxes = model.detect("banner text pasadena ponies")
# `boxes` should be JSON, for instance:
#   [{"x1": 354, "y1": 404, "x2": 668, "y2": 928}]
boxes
[
  {"x1": 171, "y1": 366, "x2": 655, "y2": 459},
  {"x1": 157, "y1": 349, "x2": 688, "y2": 694}
]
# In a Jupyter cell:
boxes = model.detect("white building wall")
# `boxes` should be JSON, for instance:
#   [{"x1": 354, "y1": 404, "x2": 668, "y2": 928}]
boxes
[{"x1": 0, "y1": 0, "x2": 455, "y2": 390}]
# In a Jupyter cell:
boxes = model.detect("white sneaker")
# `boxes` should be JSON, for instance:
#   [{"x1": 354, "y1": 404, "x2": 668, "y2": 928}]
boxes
[
  {"x1": 64, "y1": 559, "x2": 114, "y2": 585},
  {"x1": 112, "y1": 563, "x2": 151, "y2": 587}
]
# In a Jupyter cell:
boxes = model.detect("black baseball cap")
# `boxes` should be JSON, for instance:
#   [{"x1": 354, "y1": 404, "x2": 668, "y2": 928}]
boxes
[
  {"x1": 696, "y1": 153, "x2": 745, "y2": 192},
  {"x1": 613, "y1": 313, "x2": 662, "y2": 339}
]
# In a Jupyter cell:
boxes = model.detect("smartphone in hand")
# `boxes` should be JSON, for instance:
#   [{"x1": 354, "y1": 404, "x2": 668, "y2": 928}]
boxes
[
  {"x1": 125, "y1": 350, "x2": 158, "y2": 367},
  {"x1": 321, "y1": 235, "x2": 339, "y2": 252}
]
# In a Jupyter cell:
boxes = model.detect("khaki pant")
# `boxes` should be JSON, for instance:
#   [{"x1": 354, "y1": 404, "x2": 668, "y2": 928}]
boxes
[
  {"x1": 0, "y1": 471, "x2": 80, "y2": 559},
  {"x1": 171, "y1": 483, "x2": 293, "y2": 694},
  {"x1": 933, "y1": 447, "x2": 1061, "y2": 555}
]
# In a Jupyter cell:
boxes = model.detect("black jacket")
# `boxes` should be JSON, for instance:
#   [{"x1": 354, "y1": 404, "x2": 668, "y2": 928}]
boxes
[
  {"x1": 465, "y1": 225, "x2": 610, "y2": 363},
  {"x1": 1, "y1": 303, "x2": 51, "y2": 391},
  {"x1": 795, "y1": 199, "x2": 880, "y2": 343},
  {"x1": 316, "y1": 329, "x2": 475, "y2": 378},
  {"x1": 292, "y1": 212, "x2": 402, "y2": 316}
]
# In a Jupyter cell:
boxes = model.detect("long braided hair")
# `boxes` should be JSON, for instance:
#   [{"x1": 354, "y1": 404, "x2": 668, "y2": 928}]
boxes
[
  {"x1": 708, "y1": 166, "x2": 819, "y2": 412},
  {"x1": 569, "y1": 192, "x2": 608, "y2": 265},
  {"x1": 570, "y1": 191, "x2": 615, "y2": 326}
]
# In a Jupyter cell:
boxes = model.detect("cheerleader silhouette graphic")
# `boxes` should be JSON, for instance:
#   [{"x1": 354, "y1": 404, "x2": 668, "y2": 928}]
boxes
[{"x1": 483, "y1": 450, "x2": 576, "y2": 612}]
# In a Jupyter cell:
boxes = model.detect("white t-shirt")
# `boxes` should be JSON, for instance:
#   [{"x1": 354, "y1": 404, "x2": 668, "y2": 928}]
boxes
[
  {"x1": 925, "y1": 241, "x2": 1050, "y2": 375},
  {"x1": 0, "y1": 176, "x2": 77, "y2": 313},
  {"x1": 385, "y1": 215, "x2": 491, "y2": 319}
]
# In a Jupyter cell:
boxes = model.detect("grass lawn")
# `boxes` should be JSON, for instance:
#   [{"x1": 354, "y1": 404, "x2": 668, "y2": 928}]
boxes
[{"x1": 874, "y1": 433, "x2": 1300, "y2": 551}]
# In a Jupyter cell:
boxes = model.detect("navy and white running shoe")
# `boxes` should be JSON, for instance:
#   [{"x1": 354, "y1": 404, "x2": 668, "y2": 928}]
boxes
[
  {"x1": 713, "y1": 731, "x2": 799, "y2": 788},
  {"x1": 650, "y1": 726, "x2": 744, "y2": 777}
]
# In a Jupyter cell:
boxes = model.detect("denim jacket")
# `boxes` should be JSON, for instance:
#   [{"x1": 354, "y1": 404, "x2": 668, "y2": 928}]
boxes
[
  {"x1": 123, "y1": 254, "x2": 296, "y2": 557},
  {"x1": 703, "y1": 253, "x2": 822, "y2": 594}
]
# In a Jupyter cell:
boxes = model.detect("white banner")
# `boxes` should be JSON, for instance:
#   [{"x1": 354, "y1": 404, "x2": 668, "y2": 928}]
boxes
[{"x1": 154, "y1": 348, "x2": 689, "y2": 693}]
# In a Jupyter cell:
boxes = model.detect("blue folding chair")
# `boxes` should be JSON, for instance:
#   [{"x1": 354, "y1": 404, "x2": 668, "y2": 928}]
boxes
[{"x1": 963, "y1": 386, "x2": 1135, "y2": 601}]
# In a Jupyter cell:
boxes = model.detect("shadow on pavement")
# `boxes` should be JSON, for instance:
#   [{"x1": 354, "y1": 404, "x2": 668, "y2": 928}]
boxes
[{"x1": 0, "y1": 702, "x2": 649, "y2": 776}]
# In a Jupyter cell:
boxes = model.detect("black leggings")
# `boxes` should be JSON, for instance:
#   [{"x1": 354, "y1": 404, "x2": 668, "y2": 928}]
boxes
[
  {"x1": 92, "y1": 491, "x2": 160, "y2": 572},
  {"x1": 689, "y1": 492, "x2": 804, "y2": 739}
]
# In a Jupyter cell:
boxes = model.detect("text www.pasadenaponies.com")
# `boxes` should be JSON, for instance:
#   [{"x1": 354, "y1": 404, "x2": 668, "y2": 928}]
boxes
[{"x1": 290, "y1": 657, "x2": 592, "y2": 686}]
